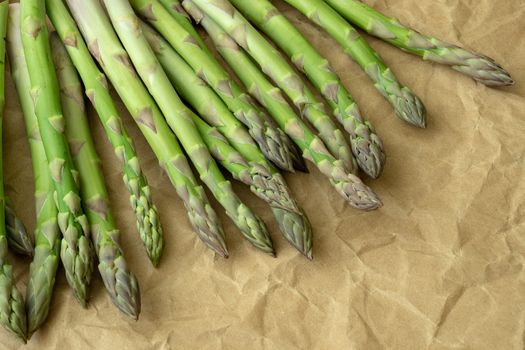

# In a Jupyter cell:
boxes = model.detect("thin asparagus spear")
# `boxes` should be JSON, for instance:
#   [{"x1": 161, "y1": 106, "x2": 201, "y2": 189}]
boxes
[
  {"x1": 20, "y1": 0, "x2": 94, "y2": 306},
  {"x1": 230, "y1": 0, "x2": 386, "y2": 178},
  {"x1": 283, "y1": 0, "x2": 426, "y2": 128},
  {"x1": 104, "y1": 0, "x2": 273, "y2": 255},
  {"x1": 65, "y1": 0, "x2": 228, "y2": 257},
  {"x1": 5, "y1": 198, "x2": 33, "y2": 256},
  {"x1": 324, "y1": 0, "x2": 514, "y2": 87},
  {"x1": 0, "y1": 1, "x2": 27, "y2": 341},
  {"x1": 185, "y1": 0, "x2": 357, "y2": 173},
  {"x1": 184, "y1": 2, "x2": 381, "y2": 210},
  {"x1": 51, "y1": 33, "x2": 141, "y2": 319},
  {"x1": 129, "y1": 0, "x2": 296, "y2": 173},
  {"x1": 142, "y1": 23, "x2": 312, "y2": 257},
  {"x1": 46, "y1": 0, "x2": 164, "y2": 267},
  {"x1": 157, "y1": 0, "x2": 308, "y2": 173},
  {"x1": 7, "y1": 5, "x2": 60, "y2": 335}
]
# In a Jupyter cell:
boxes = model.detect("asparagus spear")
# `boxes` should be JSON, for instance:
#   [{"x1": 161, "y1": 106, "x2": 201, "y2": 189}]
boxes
[
  {"x1": 0, "y1": 2, "x2": 27, "y2": 341},
  {"x1": 7, "y1": 5, "x2": 60, "y2": 335},
  {"x1": 157, "y1": 0, "x2": 308, "y2": 173},
  {"x1": 104, "y1": 0, "x2": 274, "y2": 255},
  {"x1": 5, "y1": 198, "x2": 33, "y2": 256},
  {"x1": 51, "y1": 33, "x2": 141, "y2": 319},
  {"x1": 142, "y1": 23, "x2": 312, "y2": 257},
  {"x1": 324, "y1": 0, "x2": 514, "y2": 87},
  {"x1": 185, "y1": 5, "x2": 380, "y2": 210},
  {"x1": 129, "y1": 0, "x2": 296, "y2": 174},
  {"x1": 20, "y1": 0, "x2": 94, "y2": 306},
  {"x1": 46, "y1": 0, "x2": 164, "y2": 267},
  {"x1": 283, "y1": 0, "x2": 426, "y2": 128},
  {"x1": 229, "y1": 0, "x2": 385, "y2": 179},
  {"x1": 185, "y1": 0, "x2": 357, "y2": 174},
  {"x1": 65, "y1": 0, "x2": 228, "y2": 258}
]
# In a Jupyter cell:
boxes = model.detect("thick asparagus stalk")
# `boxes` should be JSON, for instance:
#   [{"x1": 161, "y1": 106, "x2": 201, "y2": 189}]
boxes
[
  {"x1": 141, "y1": 22, "x2": 312, "y2": 257},
  {"x1": 5, "y1": 198, "x2": 33, "y2": 256},
  {"x1": 46, "y1": 0, "x2": 164, "y2": 267},
  {"x1": 186, "y1": 0, "x2": 357, "y2": 173},
  {"x1": 65, "y1": 0, "x2": 228, "y2": 258},
  {"x1": 283, "y1": 0, "x2": 426, "y2": 128},
  {"x1": 184, "y1": 3, "x2": 381, "y2": 210},
  {"x1": 51, "y1": 33, "x2": 141, "y2": 319},
  {"x1": 7, "y1": 5, "x2": 60, "y2": 335},
  {"x1": 129, "y1": 0, "x2": 296, "y2": 173},
  {"x1": 324, "y1": 0, "x2": 514, "y2": 87},
  {"x1": 229, "y1": 0, "x2": 385, "y2": 179},
  {"x1": 20, "y1": 0, "x2": 94, "y2": 306},
  {"x1": 156, "y1": 0, "x2": 308, "y2": 173},
  {"x1": 104, "y1": 0, "x2": 273, "y2": 255},
  {"x1": 0, "y1": 2, "x2": 27, "y2": 341}
]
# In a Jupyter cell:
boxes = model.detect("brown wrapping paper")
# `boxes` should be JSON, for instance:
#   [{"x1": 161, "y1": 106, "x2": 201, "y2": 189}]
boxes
[{"x1": 2, "y1": 0, "x2": 525, "y2": 348}]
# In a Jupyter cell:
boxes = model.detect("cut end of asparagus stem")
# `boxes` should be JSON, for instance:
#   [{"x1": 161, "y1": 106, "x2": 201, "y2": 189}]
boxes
[
  {"x1": 272, "y1": 207, "x2": 313, "y2": 259},
  {"x1": 393, "y1": 87, "x2": 427, "y2": 128}
]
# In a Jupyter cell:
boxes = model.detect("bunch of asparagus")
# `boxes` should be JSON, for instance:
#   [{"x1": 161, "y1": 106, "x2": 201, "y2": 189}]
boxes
[{"x1": 0, "y1": 0, "x2": 512, "y2": 342}]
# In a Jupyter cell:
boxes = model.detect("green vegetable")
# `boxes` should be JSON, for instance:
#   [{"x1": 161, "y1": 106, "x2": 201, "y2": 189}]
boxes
[
  {"x1": 283, "y1": 0, "x2": 426, "y2": 128},
  {"x1": 141, "y1": 22, "x2": 312, "y2": 257},
  {"x1": 324, "y1": 0, "x2": 514, "y2": 87},
  {"x1": 5, "y1": 198, "x2": 33, "y2": 256},
  {"x1": 104, "y1": 0, "x2": 274, "y2": 255},
  {"x1": 230, "y1": 0, "x2": 386, "y2": 178},
  {"x1": 51, "y1": 33, "x2": 141, "y2": 319},
  {"x1": 46, "y1": 0, "x2": 164, "y2": 267},
  {"x1": 186, "y1": 0, "x2": 357, "y2": 173},
  {"x1": 20, "y1": 0, "x2": 94, "y2": 306},
  {"x1": 184, "y1": 3, "x2": 381, "y2": 210},
  {"x1": 0, "y1": 2, "x2": 27, "y2": 341},
  {"x1": 7, "y1": 5, "x2": 60, "y2": 336},
  {"x1": 66, "y1": 0, "x2": 228, "y2": 258},
  {"x1": 130, "y1": 0, "x2": 297, "y2": 173}
]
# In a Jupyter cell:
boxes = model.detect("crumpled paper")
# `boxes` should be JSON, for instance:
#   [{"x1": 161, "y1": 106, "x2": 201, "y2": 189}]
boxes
[{"x1": 2, "y1": 0, "x2": 525, "y2": 349}]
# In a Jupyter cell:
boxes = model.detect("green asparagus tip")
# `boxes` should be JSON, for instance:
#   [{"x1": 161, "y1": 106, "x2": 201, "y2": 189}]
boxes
[{"x1": 305, "y1": 250, "x2": 313, "y2": 261}]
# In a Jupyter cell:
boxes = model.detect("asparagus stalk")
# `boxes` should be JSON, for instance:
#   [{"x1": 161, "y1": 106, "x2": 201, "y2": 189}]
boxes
[
  {"x1": 156, "y1": 0, "x2": 308, "y2": 173},
  {"x1": 0, "y1": 2, "x2": 27, "y2": 341},
  {"x1": 184, "y1": 2, "x2": 381, "y2": 210},
  {"x1": 186, "y1": 0, "x2": 358, "y2": 173},
  {"x1": 324, "y1": 0, "x2": 514, "y2": 87},
  {"x1": 65, "y1": 0, "x2": 228, "y2": 258},
  {"x1": 158, "y1": 0, "x2": 210, "y2": 53},
  {"x1": 5, "y1": 198, "x2": 33, "y2": 256},
  {"x1": 51, "y1": 33, "x2": 141, "y2": 319},
  {"x1": 20, "y1": 0, "x2": 94, "y2": 306},
  {"x1": 283, "y1": 0, "x2": 426, "y2": 128},
  {"x1": 7, "y1": 5, "x2": 60, "y2": 335},
  {"x1": 104, "y1": 0, "x2": 274, "y2": 255},
  {"x1": 229, "y1": 0, "x2": 385, "y2": 179},
  {"x1": 142, "y1": 23, "x2": 312, "y2": 257},
  {"x1": 46, "y1": 0, "x2": 164, "y2": 267},
  {"x1": 129, "y1": 0, "x2": 297, "y2": 174}
]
